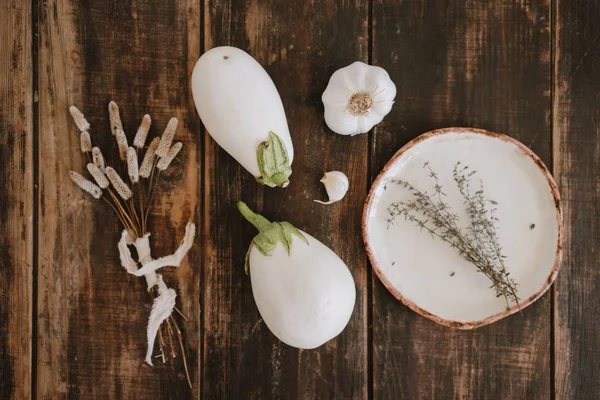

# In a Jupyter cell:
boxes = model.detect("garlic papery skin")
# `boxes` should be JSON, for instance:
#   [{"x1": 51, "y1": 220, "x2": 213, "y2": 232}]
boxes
[
  {"x1": 314, "y1": 171, "x2": 349, "y2": 205},
  {"x1": 322, "y1": 61, "x2": 396, "y2": 136}
]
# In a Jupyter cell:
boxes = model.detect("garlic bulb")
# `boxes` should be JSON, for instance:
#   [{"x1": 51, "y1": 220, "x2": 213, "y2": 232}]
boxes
[
  {"x1": 322, "y1": 61, "x2": 396, "y2": 136},
  {"x1": 314, "y1": 171, "x2": 349, "y2": 205}
]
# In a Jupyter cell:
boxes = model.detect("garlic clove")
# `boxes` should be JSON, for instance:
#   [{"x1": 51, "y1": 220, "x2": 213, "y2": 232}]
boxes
[{"x1": 314, "y1": 171, "x2": 349, "y2": 205}]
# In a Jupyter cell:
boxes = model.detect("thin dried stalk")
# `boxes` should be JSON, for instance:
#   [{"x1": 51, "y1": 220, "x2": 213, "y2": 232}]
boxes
[
  {"x1": 128, "y1": 197, "x2": 142, "y2": 233},
  {"x1": 140, "y1": 137, "x2": 160, "y2": 178},
  {"x1": 171, "y1": 317, "x2": 192, "y2": 389},
  {"x1": 80, "y1": 131, "x2": 92, "y2": 153},
  {"x1": 92, "y1": 147, "x2": 106, "y2": 173},
  {"x1": 157, "y1": 142, "x2": 182, "y2": 171},
  {"x1": 106, "y1": 167, "x2": 132, "y2": 200},
  {"x1": 156, "y1": 117, "x2": 178, "y2": 158},
  {"x1": 174, "y1": 306, "x2": 189, "y2": 321},
  {"x1": 69, "y1": 171, "x2": 102, "y2": 199},
  {"x1": 101, "y1": 196, "x2": 130, "y2": 231},
  {"x1": 106, "y1": 187, "x2": 136, "y2": 233},
  {"x1": 87, "y1": 163, "x2": 109, "y2": 188},
  {"x1": 69, "y1": 106, "x2": 90, "y2": 132},
  {"x1": 166, "y1": 318, "x2": 177, "y2": 358},
  {"x1": 144, "y1": 170, "x2": 160, "y2": 227},
  {"x1": 115, "y1": 129, "x2": 128, "y2": 161},
  {"x1": 108, "y1": 101, "x2": 123, "y2": 136},
  {"x1": 158, "y1": 325, "x2": 167, "y2": 363},
  {"x1": 127, "y1": 147, "x2": 139, "y2": 183},
  {"x1": 134, "y1": 114, "x2": 151, "y2": 148}
]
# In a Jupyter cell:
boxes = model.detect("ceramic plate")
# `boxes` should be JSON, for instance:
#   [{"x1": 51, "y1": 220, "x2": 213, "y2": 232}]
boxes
[{"x1": 363, "y1": 128, "x2": 562, "y2": 328}]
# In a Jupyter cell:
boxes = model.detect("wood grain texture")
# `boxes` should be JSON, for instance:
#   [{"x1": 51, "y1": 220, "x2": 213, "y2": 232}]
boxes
[
  {"x1": 203, "y1": 0, "x2": 369, "y2": 398},
  {"x1": 0, "y1": 1, "x2": 33, "y2": 399},
  {"x1": 0, "y1": 0, "x2": 597, "y2": 397},
  {"x1": 371, "y1": 1, "x2": 553, "y2": 399},
  {"x1": 36, "y1": 1, "x2": 201, "y2": 398},
  {"x1": 554, "y1": 0, "x2": 600, "y2": 398}
]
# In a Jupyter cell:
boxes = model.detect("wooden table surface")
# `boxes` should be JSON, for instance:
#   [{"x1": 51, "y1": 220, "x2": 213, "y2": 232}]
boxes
[{"x1": 1, "y1": 0, "x2": 598, "y2": 399}]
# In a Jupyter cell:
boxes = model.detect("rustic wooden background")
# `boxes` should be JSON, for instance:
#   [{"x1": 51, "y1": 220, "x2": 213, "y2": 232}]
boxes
[{"x1": 0, "y1": 0, "x2": 598, "y2": 399}]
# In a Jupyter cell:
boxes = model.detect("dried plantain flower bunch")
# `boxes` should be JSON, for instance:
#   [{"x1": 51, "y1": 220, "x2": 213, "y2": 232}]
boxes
[
  {"x1": 68, "y1": 102, "x2": 195, "y2": 387},
  {"x1": 386, "y1": 162, "x2": 520, "y2": 309}
]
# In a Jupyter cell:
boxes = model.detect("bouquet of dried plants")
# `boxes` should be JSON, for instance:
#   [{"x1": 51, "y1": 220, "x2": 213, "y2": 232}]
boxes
[
  {"x1": 386, "y1": 162, "x2": 519, "y2": 308},
  {"x1": 68, "y1": 102, "x2": 195, "y2": 387}
]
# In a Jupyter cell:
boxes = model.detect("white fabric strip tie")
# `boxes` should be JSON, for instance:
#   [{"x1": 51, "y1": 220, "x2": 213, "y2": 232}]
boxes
[
  {"x1": 118, "y1": 230, "x2": 138, "y2": 273},
  {"x1": 133, "y1": 221, "x2": 196, "y2": 277},
  {"x1": 144, "y1": 275, "x2": 176, "y2": 365},
  {"x1": 116, "y1": 220, "x2": 196, "y2": 366},
  {"x1": 133, "y1": 233, "x2": 158, "y2": 289}
]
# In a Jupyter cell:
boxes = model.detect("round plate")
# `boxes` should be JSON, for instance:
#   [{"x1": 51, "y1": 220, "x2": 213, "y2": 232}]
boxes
[{"x1": 363, "y1": 128, "x2": 562, "y2": 329}]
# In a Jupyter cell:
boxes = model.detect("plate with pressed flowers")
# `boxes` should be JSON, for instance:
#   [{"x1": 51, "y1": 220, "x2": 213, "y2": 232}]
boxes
[{"x1": 362, "y1": 127, "x2": 562, "y2": 328}]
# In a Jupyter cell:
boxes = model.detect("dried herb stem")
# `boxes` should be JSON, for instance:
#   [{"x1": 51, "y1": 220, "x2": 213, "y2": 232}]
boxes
[
  {"x1": 171, "y1": 316, "x2": 192, "y2": 389},
  {"x1": 158, "y1": 325, "x2": 167, "y2": 364},
  {"x1": 174, "y1": 306, "x2": 189, "y2": 321},
  {"x1": 166, "y1": 318, "x2": 177, "y2": 359},
  {"x1": 387, "y1": 161, "x2": 519, "y2": 308}
]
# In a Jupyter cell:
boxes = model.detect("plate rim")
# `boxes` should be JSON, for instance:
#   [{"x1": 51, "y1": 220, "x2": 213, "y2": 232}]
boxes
[{"x1": 362, "y1": 127, "x2": 563, "y2": 329}]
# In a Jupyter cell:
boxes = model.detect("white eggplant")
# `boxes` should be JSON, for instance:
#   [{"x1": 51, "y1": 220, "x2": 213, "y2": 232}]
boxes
[
  {"x1": 191, "y1": 46, "x2": 294, "y2": 187},
  {"x1": 237, "y1": 202, "x2": 356, "y2": 349}
]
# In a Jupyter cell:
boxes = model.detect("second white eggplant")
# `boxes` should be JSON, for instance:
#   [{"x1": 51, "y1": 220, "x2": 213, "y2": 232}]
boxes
[
  {"x1": 192, "y1": 46, "x2": 294, "y2": 188},
  {"x1": 238, "y1": 202, "x2": 356, "y2": 349}
]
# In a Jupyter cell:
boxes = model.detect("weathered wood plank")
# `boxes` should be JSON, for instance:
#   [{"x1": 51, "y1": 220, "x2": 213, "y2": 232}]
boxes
[
  {"x1": 554, "y1": 1, "x2": 600, "y2": 398},
  {"x1": 371, "y1": 1, "x2": 552, "y2": 398},
  {"x1": 203, "y1": 0, "x2": 369, "y2": 398},
  {"x1": 37, "y1": 1, "x2": 201, "y2": 398},
  {"x1": 0, "y1": 1, "x2": 33, "y2": 399}
]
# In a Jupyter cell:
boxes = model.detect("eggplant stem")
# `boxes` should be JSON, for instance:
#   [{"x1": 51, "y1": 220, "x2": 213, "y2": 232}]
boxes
[{"x1": 237, "y1": 202, "x2": 272, "y2": 232}]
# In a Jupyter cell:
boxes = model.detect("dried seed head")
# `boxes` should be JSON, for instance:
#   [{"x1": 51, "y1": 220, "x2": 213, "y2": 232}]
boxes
[
  {"x1": 156, "y1": 117, "x2": 178, "y2": 158},
  {"x1": 157, "y1": 142, "x2": 183, "y2": 171},
  {"x1": 139, "y1": 137, "x2": 160, "y2": 178},
  {"x1": 69, "y1": 171, "x2": 102, "y2": 199},
  {"x1": 115, "y1": 129, "x2": 128, "y2": 161},
  {"x1": 127, "y1": 147, "x2": 139, "y2": 183},
  {"x1": 69, "y1": 106, "x2": 90, "y2": 132},
  {"x1": 106, "y1": 167, "x2": 132, "y2": 200},
  {"x1": 92, "y1": 147, "x2": 106, "y2": 174},
  {"x1": 87, "y1": 163, "x2": 109, "y2": 188},
  {"x1": 133, "y1": 114, "x2": 151, "y2": 148},
  {"x1": 108, "y1": 101, "x2": 123, "y2": 136},
  {"x1": 80, "y1": 131, "x2": 92, "y2": 153}
]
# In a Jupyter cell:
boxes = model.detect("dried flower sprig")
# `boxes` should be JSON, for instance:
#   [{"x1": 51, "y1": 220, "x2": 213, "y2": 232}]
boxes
[
  {"x1": 157, "y1": 142, "x2": 182, "y2": 171},
  {"x1": 106, "y1": 167, "x2": 133, "y2": 200},
  {"x1": 68, "y1": 102, "x2": 194, "y2": 388},
  {"x1": 115, "y1": 129, "x2": 129, "y2": 160},
  {"x1": 69, "y1": 171, "x2": 102, "y2": 199},
  {"x1": 87, "y1": 163, "x2": 109, "y2": 189},
  {"x1": 127, "y1": 147, "x2": 139, "y2": 183},
  {"x1": 134, "y1": 114, "x2": 151, "y2": 148},
  {"x1": 92, "y1": 147, "x2": 106, "y2": 173},
  {"x1": 69, "y1": 106, "x2": 90, "y2": 132},
  {"x1": 140, "y1": 137, "x2": 160, "y2": 178},
  {"x1": 156, "y1": 117, "x2": 178, "y2": 158},
  {"x1": 386, "y1": 162, "x2": 520, "y2": 308},
  {"x1": 80, "y1": 131, "x2": 92, "y2": 153},
  {"x1": 108, "y1": 101, "x2": 123, "y2": 136}
]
